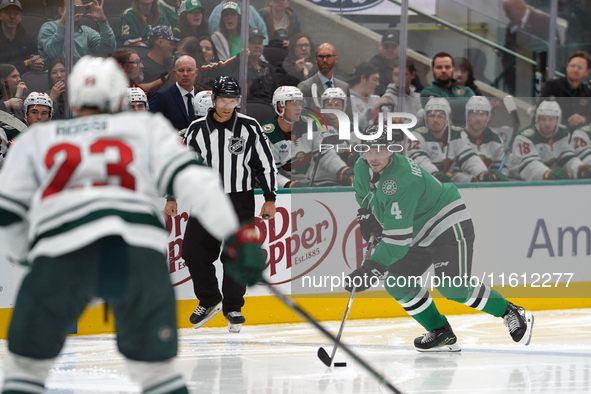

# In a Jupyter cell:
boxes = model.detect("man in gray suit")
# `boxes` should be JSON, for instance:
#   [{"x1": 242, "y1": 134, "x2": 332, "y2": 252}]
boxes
[{"x1": 298, "y1": 42, "x2": 352, "y2": 117}]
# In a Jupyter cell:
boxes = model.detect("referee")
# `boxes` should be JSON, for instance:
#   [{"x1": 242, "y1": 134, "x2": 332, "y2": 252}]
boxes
[{"x1": 183, "y1": 76, "x2": 277, "y2": 333}]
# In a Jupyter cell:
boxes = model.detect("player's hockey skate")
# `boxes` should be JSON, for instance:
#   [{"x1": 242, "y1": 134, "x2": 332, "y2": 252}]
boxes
[
  {"x1": 190, "y1": 301, "x2": 222, "y2": 328},
  {"x1": 503, "y1": 302, "x2": 534, "y2": 345},
  {"x1": 225, "y1": 311, "x2": 246, "y2": 333},
  {"x1": 414, "y1": 322, "x2": 461, "y2": 352}
]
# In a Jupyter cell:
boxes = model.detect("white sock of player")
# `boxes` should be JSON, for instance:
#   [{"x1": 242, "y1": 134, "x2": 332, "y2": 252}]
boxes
[
  {"x1": 126, "y1": 359, "x2": 187, "y2": 394},
  {"x1": 2, "y1": 352, "x2": 56, "y2": 393}
]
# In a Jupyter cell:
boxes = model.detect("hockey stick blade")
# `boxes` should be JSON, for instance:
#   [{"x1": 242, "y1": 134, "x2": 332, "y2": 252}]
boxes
[
  {"x1": 263, "y1": 278, "x2": 403, "y2": 394},
  {"x1": 317, "y1": 347, "x2": 332, "y2": 367},
  {"x1": 0, "y1": 110, "x2": 27, "y2": 132}
]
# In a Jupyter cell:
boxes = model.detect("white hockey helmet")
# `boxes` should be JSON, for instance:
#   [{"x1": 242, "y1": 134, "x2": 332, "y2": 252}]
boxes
[
  {"x1": 535, "y1": 100, "x2": 562, "y2": 124},
  {"x1": 321, "y1": 87, "x2": 347, "y2": 108},
  {"x1": 424, "y1": 97, "x2": 451, "y2": 125},
  {"x1": 465, "y1": 96, "x2": 491, "y2": 119},
  {"x1": 127, "y1": 87, "x2": 148, "y2": 108},
  {"x1": 68, "y1": 56, "x2": 129, "y2": 115},
  {"x1": 272, "y1": 86, "x2": 303, "y2": 119},
  {"x1": 23, "y1": 92, "x2": 53, "y2": 120},
  {"x1": 194, "y1": 90, "x2": 213, "y2": 116}
]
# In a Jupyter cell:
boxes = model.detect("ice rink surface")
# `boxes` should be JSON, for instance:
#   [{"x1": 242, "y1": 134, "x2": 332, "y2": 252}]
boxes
[{"x1": 1, "y1": 308, "x2": 590, "y2": 393}]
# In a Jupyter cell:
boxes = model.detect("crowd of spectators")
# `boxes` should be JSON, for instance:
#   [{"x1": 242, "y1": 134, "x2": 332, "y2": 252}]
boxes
[{"x1": 1, "y1": 0, "x2": 591, "y2": 186}]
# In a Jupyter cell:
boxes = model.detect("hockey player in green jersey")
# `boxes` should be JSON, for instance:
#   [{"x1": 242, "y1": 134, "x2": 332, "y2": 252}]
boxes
[
  {"x1": 346, "y1": 125, "x2": 533, "y2": 352},
  {"x1": 511, "y1": 100, "x2": 591, "y2": 180}
]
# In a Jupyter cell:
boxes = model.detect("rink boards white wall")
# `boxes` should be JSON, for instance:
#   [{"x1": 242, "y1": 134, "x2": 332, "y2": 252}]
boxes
[{"x1": 1, "y1": 182, "x2": 590, "y2": 338}]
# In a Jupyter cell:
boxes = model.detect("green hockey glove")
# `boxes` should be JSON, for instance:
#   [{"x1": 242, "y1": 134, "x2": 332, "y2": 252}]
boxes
[
  {"x1": 337, "y1": 166, "x2": 355, "y2": 186},
  {"x1": 432, "y1": 171, "x2": 453, "y2": 183},
  {"x1": 578, "y1": 164, "x2": 591, "y2": 179},
  {"x1": 543, "y1": 167, "x2": 571, "y2": 180},
  {"x1": 477, "y1": 169, "x2": 509, "y2": 182},
  {"x1": 224, "y1": 223, "x2": 266, "y2": 286}
]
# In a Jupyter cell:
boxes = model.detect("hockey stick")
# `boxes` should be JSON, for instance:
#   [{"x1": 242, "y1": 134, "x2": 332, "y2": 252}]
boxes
[
  {"x1": 317, "y1": 235, "x2": 376, "y2": 367},
  {"x1": 311, "y1": 82, "x2": 321, "y2": 109},
  {"x1": 262, "y1": 278, "x2": 403, "y2": 394},
  {"x1": 0, "y1": 110, "x2": 27, "y2": 132},
  {"x1": 498, "y1": 95, "x2": 520, "y2": 171}
]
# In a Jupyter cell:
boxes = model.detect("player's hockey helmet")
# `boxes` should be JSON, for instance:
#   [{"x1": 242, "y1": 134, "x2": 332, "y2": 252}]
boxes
[
  {"x1": 424, "y1": 97, "x2": 451, "y2": 126},
  {"x1": 211, "y1": 76, "x2": 241, "y2": 107},
  {"x1": 321, "y1": 87, "x2": 347, "y2": 108},
  {"x1": 272, "y1": 86, "x2": 303, "y2": 120},
  {"x1": 195, "y1": 90, "x2": 213, "y2": 116},
  {"x1": 68, "y1": 56, "x2": 128, "y2": 114},
  {"x1": 535, "y1": 100, "x2": 562, "y2": 126},
  {"x1": 23, "y1": 92, "x2": 53, "y2": 121},
  {"x1": 465, "y1": 96, "x2": 491, "y2": 125},
  {"x1": 127, "y1": 87, "x2": 148, "y2": 109}
]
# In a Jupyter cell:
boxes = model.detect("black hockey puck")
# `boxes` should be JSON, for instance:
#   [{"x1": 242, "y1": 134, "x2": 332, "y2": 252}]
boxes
[
  {"x1": 262, "y1": 214, "x2": 270, "y2": 220},
  {"x1": 334, "y1": 362, "x2": 347, "y2": 367}
]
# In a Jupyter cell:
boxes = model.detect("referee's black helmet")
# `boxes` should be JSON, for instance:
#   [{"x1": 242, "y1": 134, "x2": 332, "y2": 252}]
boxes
[{"x1": 212, "y1": 76, "x2": 242, "y2": 99}]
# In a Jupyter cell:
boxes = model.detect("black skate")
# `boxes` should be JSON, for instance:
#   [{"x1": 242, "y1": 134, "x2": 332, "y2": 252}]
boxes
[
  {"x1": 414, "y1": 322, "x2": 461, "y2": 352},
  {"x1": 225, "y1": 311, "x2": 246, "y2": 333},
  {"x1": 190, "y1": 301, "x2": 222, "y2": 328},
  {"x1": 503, "y1": 302, "x2": 534, "y2": 345}
]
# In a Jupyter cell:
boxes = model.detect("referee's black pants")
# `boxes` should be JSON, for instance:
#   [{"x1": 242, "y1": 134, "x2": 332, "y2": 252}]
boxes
[{"x1": 182, "y1": 190, "x2": 254, "y2": 316}]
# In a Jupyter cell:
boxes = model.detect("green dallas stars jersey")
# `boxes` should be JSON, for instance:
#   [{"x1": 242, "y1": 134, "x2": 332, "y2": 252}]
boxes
[{"x1": 353, "y1": 154, "x2": 471, "y2": 267}]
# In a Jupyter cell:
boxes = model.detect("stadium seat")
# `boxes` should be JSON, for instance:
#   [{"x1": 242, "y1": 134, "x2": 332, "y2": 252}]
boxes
[
  {"x1": 263, "y1": 46, "x2": 288, "y2": 67},
  {"x1": 244, "y1": 101, "x2": 275, "y2": 125},
  {"x1": 20, "y1": 14, "x2": 48, "y2": 43},
  {"x1": 22, "y1": 71, "x2": 50, "y2": 93}
]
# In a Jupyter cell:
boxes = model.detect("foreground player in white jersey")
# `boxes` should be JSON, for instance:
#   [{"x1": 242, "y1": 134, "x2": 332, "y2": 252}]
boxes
[{"x1": 0, "y1": 56, "x2": 266, "y2": 394}]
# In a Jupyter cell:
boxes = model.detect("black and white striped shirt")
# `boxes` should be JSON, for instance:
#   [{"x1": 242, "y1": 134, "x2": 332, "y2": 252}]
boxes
[{"x1": 185, "y1": 110, "x2": 277, "y2": 201}]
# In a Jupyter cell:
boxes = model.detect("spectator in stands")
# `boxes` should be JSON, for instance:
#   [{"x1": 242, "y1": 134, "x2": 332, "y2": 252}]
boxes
[
  {"x1": 0, "y1": 63, "x2": 27, "y2": 119},
  {"x1": 199, "y1": 35, "x2": 219, "y2": 63},
  {"x1": 117, "y1": 0, "x2": 172, "y2": 46},
  {"x1": 159, "y1": 0, "x2": 181, "y2": 28},
  {"x1": 540, "y1": 50, "x2": 591, "y2": 132},
  {"x1": 369, "y1": 31, "x2": 399, "y2": 97},
  {"x1": 174, "y1": 0, "x2": 209, "y2": 39},
  {"x1": 276, "y1": 32, "x2": 316, "y2": 87},
  {"x1": 258, "y1": 0, "x2": 301, "y2": 45},
  {"x1": 298, "y1": 42, "x2": 352, "y2": 116},
  {"x1": 141, "y1": 25, "x2": 178, "y2": 84},
  {"x1": 208, "y1": 0, "x2": 268, "y2": 44},
  {"x1": 501, "y1": 0, "x2": 556, "y2": 95},
  {"x1": 421, "y1": 52, "x2": 474, "y2": 127},
  {"x1": 46, "y1": 58, "x2": 65, "y2": 118},
  {"x1": 128, "y1": 87, "x2": 149, "y2": 111},
  {"x1": 349, "y1": 62, "x2": 389, "y2": 130},
  {"x1": 454, "y1": 57, "x2": 483, "y2": 96},
  {"x1": 177, "y1": 36, "x2": 206, "y2": 66},
  {"x1": 112, "y1": 48, "x2": 167, "y2": 96},
  {"x1": 246, "y1": 28, "x2": 276, "y2": 102},
  {"x1": 38, "y1": 0, "x2": 115, "y2": 64},
  {"x1": 383, "y1": 58, "x2": 422, "y2": 116},
  {"x1": 149, "y1": 55, "x2": 199, "y2": 130},
  {"x1": 210, "y1": 2, "x2": 241, "y2": 61},
  {"x1": 0, "y1": 0, "x2": 43, "y2": 74},
  {"x1": 511, "y1": 100, "x2": 591, "y2": 180}
]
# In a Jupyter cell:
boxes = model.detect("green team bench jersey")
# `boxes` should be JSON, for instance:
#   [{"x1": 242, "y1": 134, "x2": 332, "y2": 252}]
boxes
[
  {"x1": 353, "y1": 154, "x2": 471, "y2": 267},
  {"x1": 462, "y1": 126, "x2": 505, "y2": 169},
  {"x1": 407, "y1": 125, "x2": 486, "y2": 183},
  {"x1": 510, "y1": 123, "x2": 582, "y2": 180},
  {"x1": 571, "y1": 123, "x2": 591, "y2": 165}
]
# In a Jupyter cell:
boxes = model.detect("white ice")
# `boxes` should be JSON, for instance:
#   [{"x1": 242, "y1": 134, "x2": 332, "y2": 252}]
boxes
[{"x1": 1, "y1": 308, "x2": 591, "y2": 393}]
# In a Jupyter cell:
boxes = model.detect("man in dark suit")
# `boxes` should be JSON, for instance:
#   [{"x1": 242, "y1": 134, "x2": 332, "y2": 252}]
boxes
[
  {"x1": 501, "y1": 0, "x2": 557, "y2": 95},
  {"x1": 298, "y1": 42, "x2": 352, "y2": 117},
  {"x1": 149, "y1": 55, "x2": 199, "y2": 131}
]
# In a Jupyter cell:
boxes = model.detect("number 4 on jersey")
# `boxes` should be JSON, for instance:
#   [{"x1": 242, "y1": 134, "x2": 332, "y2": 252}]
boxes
[{"x1": 391, "y1": 202, "x2": 402, "y2": 219}]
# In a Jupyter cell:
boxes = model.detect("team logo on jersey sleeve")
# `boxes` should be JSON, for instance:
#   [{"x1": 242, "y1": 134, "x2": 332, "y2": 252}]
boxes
[
  {"x1": 522, "y1": 128, "x2": 535, "y2": 137},
  {"x1": 263, "y1": 124, "x2": 275, "y2": 133},
  {"x1": 228, "y1": 137, "x2": 245, "y2": 155},
  {"x1": 382, "y1": 179, "x2": 397, "y2": 195}
]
